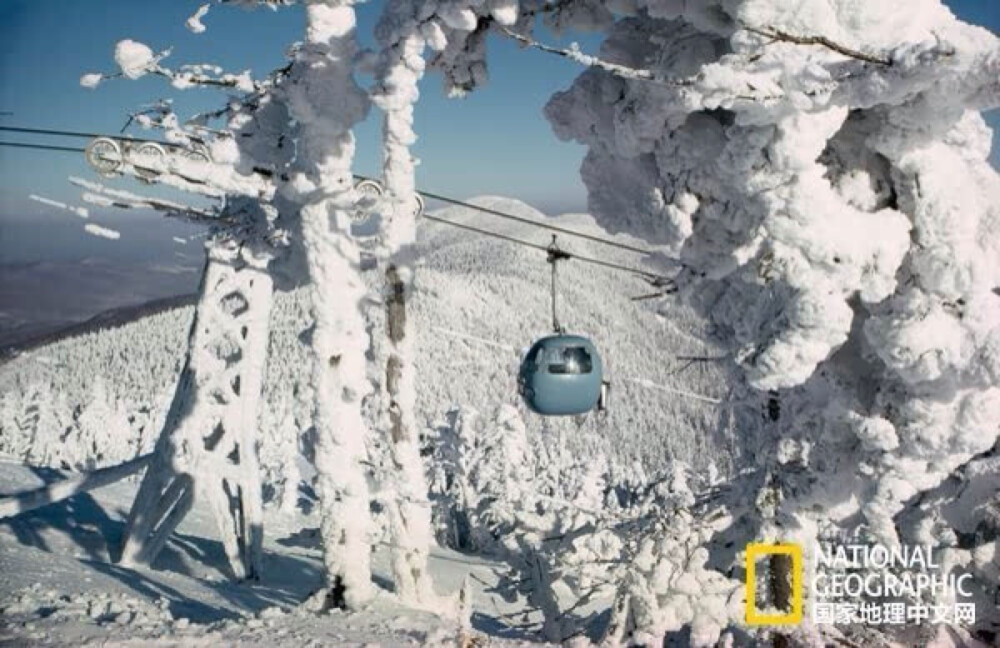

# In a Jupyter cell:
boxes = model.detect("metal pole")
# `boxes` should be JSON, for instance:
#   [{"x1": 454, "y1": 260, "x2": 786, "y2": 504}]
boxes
[
  {"x1": 547, "y1": 235, "x2": 568, "y2": 334},
  {"x1": 551, "y1": 256, "x2": 560, "y2": 333}
]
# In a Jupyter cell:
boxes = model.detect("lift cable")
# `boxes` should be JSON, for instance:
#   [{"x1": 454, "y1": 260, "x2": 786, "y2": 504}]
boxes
[
  {"x1": 423, "y1": 212, "x2": 670, "y2": 284},
  {"x1": 0, "y1": 125, "x2": 165, "y2": 145},
  {"x1": 354, "y1": 172, "x2": 655, "y2": 256},
  {"x1": 1, "y1": 137, "x2": 676, "y2": 286},
  {"x1": 0, "y1": 141, "x2": 87, "y2": 154},
  {"x1": 3, "y1": 126, "x2": 659, "y2": 256}
]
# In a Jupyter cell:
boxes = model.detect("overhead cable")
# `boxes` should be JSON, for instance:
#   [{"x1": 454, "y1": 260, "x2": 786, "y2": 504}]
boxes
[
  {"x1": 4, "y1": 126, "x2": 659, "y2": 256},
  {"x1": 3, "y1": 131, "x2": 675, "y2": 286}
]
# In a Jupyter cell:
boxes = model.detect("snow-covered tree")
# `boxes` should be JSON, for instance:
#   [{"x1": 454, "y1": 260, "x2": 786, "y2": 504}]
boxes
[
  {"x1": 380, "y1": 0, "x2": 999, "y2": 641},
  {"x1": 535, "y1": 0, "x2": 999, "y2": 535},
  {"x1": 277, "y1": 0, "x2": 378, "y2": 609},
  {"x1": 369, "y1": 0, "x2": 438, "y2": 607},
  {"x1": 74, "y1": 379, "x2": 133, "y2": 469},
  {"x1": 23, "y1": 383, "x2": 71, "y2": 468},
  {"x1": 534, "y1": 1, "x2": 998, "y2": 642},
  {"x1": 259, "y1": 394, "x2": 303, "y2": 512},
  {"x1": 0, "y1": 392, "x2": 18, "y2": 456},
  {"x1": 426, "y1": 405, "x2": 533, "y2": 551}
]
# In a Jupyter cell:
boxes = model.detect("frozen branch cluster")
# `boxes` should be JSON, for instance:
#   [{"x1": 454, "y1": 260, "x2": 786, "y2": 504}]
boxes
[
  {"x1": 425, "y1": 406, "x2": 741, "y2": 644},
  {"x1": 534, "y1": 0, "x2": 1000, "y2": 641},
  {"x1": 375, "y1": 0, "x2": 999, "y2": 640}
]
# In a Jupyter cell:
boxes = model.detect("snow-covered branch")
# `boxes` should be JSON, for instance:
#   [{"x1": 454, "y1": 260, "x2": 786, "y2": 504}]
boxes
[
  {"x1": 70, "y1": 176, "x2": 223, "y2": 222},
  {"x1": 29, "y1": 194, "x2": 89, "y2": 219},
  {"x1": 497, "y1": 26, "x2": 692, "y2": 86},
  {"x1": 741, "y1": 24, "x2": 893, "y2": 66},
  {"x1": 82, "y1": 39, "x2": 265, "y2": 93},
  {"x1": 497, "y1": 22, "x2": 891, "y2": 96},
  {"x1": 151, "y1": 65, "x2": 258, "y2": 92}
]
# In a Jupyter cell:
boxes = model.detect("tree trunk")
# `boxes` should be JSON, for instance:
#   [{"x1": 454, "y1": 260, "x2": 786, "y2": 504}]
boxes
[
  {"x1": 286, "y1": 0, "x2": 375, "y2": 609},
  {"x1": 376, "y1": 29, "x2": 435, "y2": 605},
  {"x1": 300, "y1": 198, "x2": 374, "y2": 609},
  {"x1": 770, "y1": 552, "x2": 793, "y2": 648}
]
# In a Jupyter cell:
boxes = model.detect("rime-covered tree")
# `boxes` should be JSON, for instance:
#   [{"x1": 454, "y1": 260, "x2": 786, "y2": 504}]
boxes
[
  {"x1": 388, "y1": 0, "x2": 999, "y2": 641},
  {"x1": 426, "y1": 405, "x2": 533, "y2": 552},
  {"x1": 25, "y1": 383, "x2": 71, "y2": 468},
  {"x1": 74, "y1": 379, "x2": 133, "y2": 469}
]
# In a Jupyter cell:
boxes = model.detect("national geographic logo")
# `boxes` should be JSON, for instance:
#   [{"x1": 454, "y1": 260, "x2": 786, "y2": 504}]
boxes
[
  {"x1": 744, "y1": 541, "x2": 977, "y2": 627},
  {"x1": 744, "y1": 543, "x2": 804, "y2": 626}
]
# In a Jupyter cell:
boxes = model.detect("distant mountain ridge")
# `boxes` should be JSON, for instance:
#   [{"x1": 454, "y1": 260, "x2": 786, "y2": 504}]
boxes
[{"x1": 1, "y1": 292, "x2": 198, "y2": 362}]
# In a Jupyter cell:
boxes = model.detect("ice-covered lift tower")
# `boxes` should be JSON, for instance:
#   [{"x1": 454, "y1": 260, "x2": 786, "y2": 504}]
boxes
[
  {"x1": 65, "y1": 0, "x2": 385, "y2": 583},
  {"x1": 81, "y1": 0, "x2": 427, "y2": 600},
  {"x1": 73, "y1": 134, "x2": 285, "y2": 580},
  {"x1": 118, "y1": 239, "x2": 274, "y2": 579}
]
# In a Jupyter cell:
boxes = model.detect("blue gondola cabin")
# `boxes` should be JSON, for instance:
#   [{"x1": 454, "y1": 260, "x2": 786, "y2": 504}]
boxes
[{"x1": 518, "y1": 334, "x2": 605, "y2": 416}]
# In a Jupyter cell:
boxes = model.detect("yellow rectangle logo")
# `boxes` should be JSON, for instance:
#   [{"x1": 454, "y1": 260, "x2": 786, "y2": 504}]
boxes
[{"x1": 745, "y1": 542, "x2": 804, "y2": 626}]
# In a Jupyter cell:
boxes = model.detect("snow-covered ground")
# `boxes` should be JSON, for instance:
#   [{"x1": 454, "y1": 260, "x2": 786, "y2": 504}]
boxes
[
  {"x1": 0, "y1": 459, "x2": 541, "y2": 647},
  {"x1": 0, "y1": 197, "x2": 735, "y2": 646}
]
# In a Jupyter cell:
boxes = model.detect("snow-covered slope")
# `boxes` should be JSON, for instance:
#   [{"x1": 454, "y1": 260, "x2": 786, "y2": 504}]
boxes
[
  {"x1": 0, "y1": 197, "x2": 742, "y2": 487},
  {"x1": 0, "y1": 459, "x2": 538, "y2": 647}
]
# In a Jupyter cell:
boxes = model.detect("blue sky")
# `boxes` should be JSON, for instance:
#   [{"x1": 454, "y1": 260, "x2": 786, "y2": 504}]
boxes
[
  {"x1": 0, "y1": 0, "x2": 603, "y2": 219},
  {"x1": 0, "y1": 1, "x2": 997, "y2": 218},
  {"x1": 0, "y1": 1, "x2": 997, "y2": 342}
]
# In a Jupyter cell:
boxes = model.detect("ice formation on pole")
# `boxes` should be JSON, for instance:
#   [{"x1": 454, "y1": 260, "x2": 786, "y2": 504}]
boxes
[
  {"x1": 119, "y1": 240, "x2": 273, "y2": 579},
  {"x1": 280, "y1": 0, "x2": 375, "y2": 610},
  {"x1": 77, "y1": 0, "x2": 384, "y2": 601},
  {"x1": 371, "y1": 0, "x2": 435, "y2": 606},
  {"x1": 79, "y1": 20, "x2": 294, "y2": 582}
]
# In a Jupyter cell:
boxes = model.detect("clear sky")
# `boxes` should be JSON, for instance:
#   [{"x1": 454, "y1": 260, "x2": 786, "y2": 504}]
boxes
[
  {"x1": 0, "y1": 1, "x2": 997, "y2": 343},
  {"x1": 0, "y1": 0, "x2": 605, "y2": 219},
  {"x1": 0, "y1": 0, "x2": 997, "y2": 217}
]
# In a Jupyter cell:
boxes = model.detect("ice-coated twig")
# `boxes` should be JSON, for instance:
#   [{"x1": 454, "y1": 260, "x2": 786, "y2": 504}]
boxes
[
  {"x1": 497, "y1": 26, "x2": 694, "y2": 86},
  {"x1": 742, "y1": 24, "x2": 893, "y2": 66},
  {"x1": 186, "y1": 3, "x2": 211, "y2": 33},
  {"x1": 671, "y1": 353, "x2": 731, "y2": 376},
  {"x1": 84, "y1": 223, "x2": 122, "y2": 240},
  {"x1": 29, "y1": 193, "x2": 89, "y2": 218},
  {"x1": 69, "y1": 176, "x2": 222, "y2": 221},
  {"x1": 217, "y1": 0, "x2": 298, "y2": 7}
]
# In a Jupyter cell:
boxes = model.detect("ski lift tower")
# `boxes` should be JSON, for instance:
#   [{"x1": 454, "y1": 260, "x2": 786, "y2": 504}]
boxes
[{"x1": 84, "y1": 138, "x2": 277, "y2": 578}]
